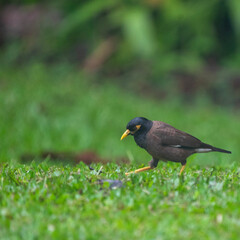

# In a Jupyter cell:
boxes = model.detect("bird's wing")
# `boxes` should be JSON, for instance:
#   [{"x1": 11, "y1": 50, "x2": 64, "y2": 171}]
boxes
[{"x1": 152, "y1": 122, "x2": 203, "y2": 149}]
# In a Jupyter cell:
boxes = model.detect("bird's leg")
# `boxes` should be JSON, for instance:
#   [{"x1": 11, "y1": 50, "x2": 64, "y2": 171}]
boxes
[
  {"x1": 125, "y1": 158, "x2": 158, "y2": 176},
  {"x1": 125, "y1": 166, "x2": 152, "y2": 176},
  {"x1": 179, "y1": 162, "x2": 186, "y2": 175}
]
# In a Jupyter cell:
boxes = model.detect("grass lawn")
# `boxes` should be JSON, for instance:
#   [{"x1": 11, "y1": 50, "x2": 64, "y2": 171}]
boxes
[
  {"x1": 0, "y1": 63, "x2": 240, "y2": 239},
  {"x1": 1, "y1": 162, "x2": 240, "y2": 239}
]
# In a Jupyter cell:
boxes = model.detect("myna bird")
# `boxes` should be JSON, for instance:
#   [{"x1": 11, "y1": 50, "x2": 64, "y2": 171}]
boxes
[{"x1": 121, "y1": 117, "x2": 231, "y2": 176}]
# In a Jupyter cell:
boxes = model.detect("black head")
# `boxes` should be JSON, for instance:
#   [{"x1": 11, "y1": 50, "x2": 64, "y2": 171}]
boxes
[
  {"x1": 126, "y1": 117, "x2": 150, "y2": 131},
  {"x1": 121, "y1": 117, "x2": 153, "y2": 140}
]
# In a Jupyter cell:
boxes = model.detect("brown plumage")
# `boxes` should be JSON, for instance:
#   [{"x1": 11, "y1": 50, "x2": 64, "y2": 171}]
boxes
[{"x1": 121, "y1": 117, "x2": 231, "y2": 175}]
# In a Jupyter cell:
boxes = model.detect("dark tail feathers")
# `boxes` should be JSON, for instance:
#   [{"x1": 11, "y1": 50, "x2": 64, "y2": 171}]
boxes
[
  {"x1": 212, "y1": 147, "x2": 231, "y2": 154},
  {"x1": 201, "y1": 143, "x2": 231, "y2": 154}
]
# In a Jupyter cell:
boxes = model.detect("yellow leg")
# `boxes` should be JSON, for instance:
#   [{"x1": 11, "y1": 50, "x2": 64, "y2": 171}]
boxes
[
  {"x1": 125, "y1": 166, "x2": 152, "y2": 176},
  {"x1": 179, "y1": 164, "x2": 186, "y2": 175}
]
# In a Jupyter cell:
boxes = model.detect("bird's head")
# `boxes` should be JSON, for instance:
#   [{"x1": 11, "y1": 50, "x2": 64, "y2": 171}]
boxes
[{"x1": 120, "y1": 117, "x2": 152, "y2": 140}]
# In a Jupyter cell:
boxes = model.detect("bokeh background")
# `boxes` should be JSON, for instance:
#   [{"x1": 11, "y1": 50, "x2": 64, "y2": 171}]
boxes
[{"x1": 0, "y1": 0, "x2": 240, "y2": 166}]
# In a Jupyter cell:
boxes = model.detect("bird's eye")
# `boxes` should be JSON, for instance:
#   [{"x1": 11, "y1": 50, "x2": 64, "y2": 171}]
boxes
[{"x1": 130, "y1": 125, "x2": 141, "y2": 133}]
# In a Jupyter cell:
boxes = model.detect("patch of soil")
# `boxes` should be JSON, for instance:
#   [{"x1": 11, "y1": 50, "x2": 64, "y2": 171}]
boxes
[{"x1": 20, "y1": 150, "x2": 130, "y2": 166}]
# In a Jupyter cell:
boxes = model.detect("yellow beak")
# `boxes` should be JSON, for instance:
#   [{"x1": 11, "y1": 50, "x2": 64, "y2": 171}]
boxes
[
  {"x1": 120, "y1": 125, "x2": 141, "y2": 140},
  {"x1": 120, "y1": 129, "x2": 130, "y2": 140}
]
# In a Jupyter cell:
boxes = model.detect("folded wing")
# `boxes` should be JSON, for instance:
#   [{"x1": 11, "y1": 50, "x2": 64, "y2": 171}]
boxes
[{"x1": 153, "y1": 122, "x2": 205, "y2": 149}]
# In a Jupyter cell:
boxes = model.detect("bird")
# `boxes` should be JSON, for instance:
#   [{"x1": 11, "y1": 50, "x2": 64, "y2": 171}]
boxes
[{"x1": 120, "y1": 117, "x2": 231, "y2": 176}]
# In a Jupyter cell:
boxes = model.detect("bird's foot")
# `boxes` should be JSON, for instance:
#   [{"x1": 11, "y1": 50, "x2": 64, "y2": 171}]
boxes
[{"x1": 125, "y1": 166, "x2": 152, "y2": 176}]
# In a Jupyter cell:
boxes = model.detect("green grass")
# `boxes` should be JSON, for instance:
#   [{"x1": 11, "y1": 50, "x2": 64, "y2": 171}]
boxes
[
  {"x1": 0, "y1": 63, "x2": 240, "y2": 239},
  {"x1": 1, "y1": 162, "x2": 240, "y2": 239}
]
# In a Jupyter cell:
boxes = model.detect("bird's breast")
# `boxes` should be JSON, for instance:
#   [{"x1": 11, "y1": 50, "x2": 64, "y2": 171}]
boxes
[{"x1": 134, "y1": 133, "x2": 147, "y2": 149}]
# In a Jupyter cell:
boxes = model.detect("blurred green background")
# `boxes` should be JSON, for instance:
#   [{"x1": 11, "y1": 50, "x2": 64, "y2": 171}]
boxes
[
  {"x1": 1, "y1": 2, "x2": 240, "y2": 239},
  {"x1": 0, "y1": 0, "x2": 240, "y2": 165}
]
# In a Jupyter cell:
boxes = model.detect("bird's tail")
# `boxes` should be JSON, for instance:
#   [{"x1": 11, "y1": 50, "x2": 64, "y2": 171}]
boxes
[
  {"x1": 201, "y1": 143, "x2": 231, "y2": 154},
  {"x1": 212, "y1": 146, "x2": 231, "y2": 154}
]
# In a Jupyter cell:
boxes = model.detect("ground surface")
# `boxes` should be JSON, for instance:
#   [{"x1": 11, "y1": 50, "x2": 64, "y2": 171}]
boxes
[
  {"x1": 1, "y1": 162, "x2": 240, "y2": 240},
  {"x1": 0, "y1": 63, "x2": 240, "y2": 239}
]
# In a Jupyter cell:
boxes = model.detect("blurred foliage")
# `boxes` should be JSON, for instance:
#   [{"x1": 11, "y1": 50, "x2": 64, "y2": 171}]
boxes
[
  {"x1": 0, "y1": 0, "x2": 240, "y2": 106},
  {"x1": 1, "y1": 0, "x2": 240, "y2": 66}
]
